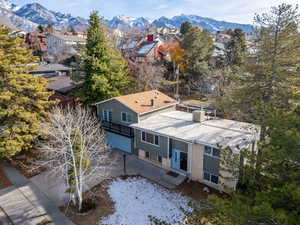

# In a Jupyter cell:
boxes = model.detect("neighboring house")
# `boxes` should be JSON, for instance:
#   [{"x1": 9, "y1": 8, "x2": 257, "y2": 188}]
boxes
[
  {"x1": 121, "y1": 35, "x2": 163, "y2": 64},
  {"x1": 47, "y1": 32, "x2": 86, "y2": 57},
  {"x1": 94, "y1": 90, "x2": 260, "y2": 191},
  {"x1": 119, "y1": 37, "x2": 143, "y2": 54},
  {"x1": 213, "y1": 42, "x2": 226, "y2": 57},
  {"x1": 10, "y1": 30, "x2": 27, "y2": 38},
  {"x1": 129, "y1": 34, "x2": 161, "y2": 64},
  {"x1": 30, "y1": 63, "x2": 72, "y2": 76},
  {"x1": 133, "y1": 39, "x2": 159, "y2": 63},
  {"x1": 30, "y1": 63, "x2": 81, "y2": 105},
  {"x1": 94, "y1": 90, "x2": 177, "y2": 153},
  {"x1": 215, "y1": 32, "x2": 232, "y2": 44},
  {"x1": 25, "y1": 32, "x2": 48, "y2": 60}
]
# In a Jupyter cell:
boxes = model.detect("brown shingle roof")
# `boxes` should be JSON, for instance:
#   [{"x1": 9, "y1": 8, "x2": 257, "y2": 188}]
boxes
[
  {"x1": 110, "y1": 90, "x2": 177, "y2": 114},
  {"x1": 116, "y1": 90, "x2": 177, "y2": 114}
]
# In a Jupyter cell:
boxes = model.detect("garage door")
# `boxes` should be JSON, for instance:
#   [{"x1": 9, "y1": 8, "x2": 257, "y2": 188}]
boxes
[{"x1": 105, "y1": 131, "x2": 132, "y2": 153}]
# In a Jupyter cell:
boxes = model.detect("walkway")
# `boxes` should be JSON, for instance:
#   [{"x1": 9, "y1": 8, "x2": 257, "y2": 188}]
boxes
[
  {"x1": 0, "y1": 167, "x2": 75, "y2": 225},
  {"x1": 110, "y1": 151, "x2": 186, "y2": 189}
]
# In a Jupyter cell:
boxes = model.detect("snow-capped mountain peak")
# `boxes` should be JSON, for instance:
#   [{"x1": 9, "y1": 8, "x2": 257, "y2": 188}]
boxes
[
  {"x1": 13, "y1": 2, "x2": 89, "y2": 31},
  {"x1": 107, "y1": 15, "x2": 151, "y2": 30},
  {"x1": 0, "y1": 0, "x2": 13, "y2": 10},
  {"x1": 152, "y1": 14, "x2": 253, "y2": 33},
  {"x1": 0, "y1": 0, "x2": 253, "y2": 33}
]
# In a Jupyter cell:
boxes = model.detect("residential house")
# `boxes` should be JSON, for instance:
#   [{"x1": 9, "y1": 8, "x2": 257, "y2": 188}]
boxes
[
  {"x1": 94, "y1": 90, "x2": 177, "y2": 153},
  {"x1": 47, "y1": 32, "x2": 86, "y2": 59},
  {"x1": 95, "y1": 90, "x2": 260, "y2": 191},
  {"x1": 25, "y1": 32, "x2": 48, "y2": 60},
  {"x1": 131, "y1": 110, "x2": 259, "y2": 191},
  {"x1": 119, "y1": 37, "x2": 144, "y2": 55},
  {"x1": 215, "y1": 32, "x2": 232, "y2": 44},
  {"x1": 30, "y1": 63, "x2": 81, "y2": 106},
  {"x1": 10, "y1": 30, "x2": 27, "y2": 38},
  {"x1": 131, "y1": 35, "x2": 161, "y2": 64}
]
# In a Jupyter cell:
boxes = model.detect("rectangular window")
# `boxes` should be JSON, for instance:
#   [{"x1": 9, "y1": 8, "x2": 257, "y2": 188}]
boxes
[
  {"x1": 155, "y1": 136, "x2": 159, "y2": 146},
  {"x1": 211, "y1": 174, "x2": 219, "y2": 184},
  {"x1": 204, "y1": 146, "x2": 220, "y2": 158},
  {"x1": 204, "y1": 146, "x2": 212, "y2": 155},
  {"x1": 145, "y1": 151, "x2": 150, "y2": 159},
  {"x1": 121, "y1": 112, "x2": 126, "y2": 122},
  {"x1": 103, "y1": 110, "x2": 107, "y2": 121},
  {"x1": 141, "y1": 131, "x2": 159, "y2": 146},
  {"x1": 203, "y1": 171, "x2": 219, "y2": 184},
  {"x1": 102, "y1": 109, "x2": 112, "y2": 122},
  {"x1": 204, "y1": 172, "x2": 210, "y2": 181},
  {"x1": 212, "y1": 148, "x2": 220, "y2": 157},
  {"x1": 121, "y1": 112, "x2": 133, "y2": 123}
]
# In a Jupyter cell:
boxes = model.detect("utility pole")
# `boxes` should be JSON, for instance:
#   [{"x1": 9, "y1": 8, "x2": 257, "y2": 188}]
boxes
[
  {"x1": 123, "y1": 154, "x2": 127, "y2": 174},
  {"x1": 175, "y1": 64, "x2": 180, "y2": 102}
]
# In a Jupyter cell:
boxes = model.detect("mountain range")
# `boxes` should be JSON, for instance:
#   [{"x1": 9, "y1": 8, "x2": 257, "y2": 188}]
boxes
[{"x1": 0, "y1": 0, "x2": 253, "y2": 33}]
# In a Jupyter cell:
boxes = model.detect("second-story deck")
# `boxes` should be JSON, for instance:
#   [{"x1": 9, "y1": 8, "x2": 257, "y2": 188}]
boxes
[{"x1": 101, "y1": 121, "x2": 134, "y2": 138}]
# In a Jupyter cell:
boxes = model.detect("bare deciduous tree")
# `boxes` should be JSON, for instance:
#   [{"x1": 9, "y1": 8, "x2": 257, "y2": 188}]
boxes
[
  {"x1": 39, "y1": 106, "x2": 114, "y2": 212},
  {"x1": 132, "y1": 62, "x2": 166, "y2": 91}
]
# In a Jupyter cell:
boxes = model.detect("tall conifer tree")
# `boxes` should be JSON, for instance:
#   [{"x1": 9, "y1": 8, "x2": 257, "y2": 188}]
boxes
[
  {"x1": 0, "y1": 25, "x2": 53, "y2": 158},
  {"x1": 84, "y1": 12, "x2": 132, "y2": 103}
]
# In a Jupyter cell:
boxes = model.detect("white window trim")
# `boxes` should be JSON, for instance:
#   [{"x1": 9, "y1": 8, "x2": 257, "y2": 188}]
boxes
[
  {"x1": 203, "y1": 171, "x2": 219, "y2": 185},
  {"x1": 141, "y1": 131, "x2": 160, "y2": 147},
  {"x1": 204, "y1": 146, "x2": 220, "y2": 159},
  {"x1": 121, "y1": 112, "x2": 133, "y2": 123},
  {"x1": 102, "y1": 109, "x2": 112, "y2": 122}
]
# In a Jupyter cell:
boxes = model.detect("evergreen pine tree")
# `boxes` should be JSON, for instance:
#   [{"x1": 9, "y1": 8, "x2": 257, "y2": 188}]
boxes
[
  {"x1": 37, "y1": 24, "x2": 45, "y2": 33},
  {"x1": 181, "y1": 27, "x2": 214, "y2": 87},
  {"x1": 226, "y1": 28, "x2": 247, "y2": 67},
  {"x1": 83, "y1": 12, "x2": 132, "y2": 103},
  {"x1": 0, "y1": 25, "x2": 54, "y2": 158},
  {"x1": 180, "y1": 21, "x2": 193, "y2": 35}
]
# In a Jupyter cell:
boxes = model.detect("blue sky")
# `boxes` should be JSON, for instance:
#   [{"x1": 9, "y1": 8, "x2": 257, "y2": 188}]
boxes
[{"x1": 12, "y1": 0, "x2": 299, "y2": 24}]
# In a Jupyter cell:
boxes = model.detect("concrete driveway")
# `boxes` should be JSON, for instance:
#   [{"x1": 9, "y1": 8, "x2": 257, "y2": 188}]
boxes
[{"x1": 0, "y1": 167, "x2": 74, "y2": 225}]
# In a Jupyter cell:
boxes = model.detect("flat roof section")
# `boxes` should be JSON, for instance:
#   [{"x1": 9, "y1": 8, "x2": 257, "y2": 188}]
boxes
[{"x1": 131, "y1": 111, "x2": 260, "y2": 151}]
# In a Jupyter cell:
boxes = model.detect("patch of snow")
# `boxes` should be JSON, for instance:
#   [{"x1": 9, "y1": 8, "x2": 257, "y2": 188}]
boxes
[{"x1": 101, "y1": 178, "x2": 191, "y2": 225}]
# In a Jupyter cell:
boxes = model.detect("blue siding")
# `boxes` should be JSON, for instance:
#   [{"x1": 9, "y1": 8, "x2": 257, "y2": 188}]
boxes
[{"x1": 106, "y1": 131, "x2": 132, "y2": 153}]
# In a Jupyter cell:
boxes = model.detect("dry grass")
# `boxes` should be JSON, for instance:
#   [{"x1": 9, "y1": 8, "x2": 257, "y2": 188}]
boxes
[
  {"x1": 8, "y1": 150, "x2": 46, "y2": 178},
  {"x1": 175, "y1": 180, "x2": 227, "y2": 201}
]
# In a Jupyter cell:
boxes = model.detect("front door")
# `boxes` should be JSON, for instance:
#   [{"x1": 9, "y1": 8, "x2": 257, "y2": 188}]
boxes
[{"x1": 172, "y1": 149, "x2": 188, "y2": 173}]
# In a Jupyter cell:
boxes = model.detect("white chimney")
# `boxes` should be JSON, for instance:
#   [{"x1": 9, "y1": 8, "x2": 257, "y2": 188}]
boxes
[{"x1": 193, "y1": 110, "x2": 205, "y2": 122}]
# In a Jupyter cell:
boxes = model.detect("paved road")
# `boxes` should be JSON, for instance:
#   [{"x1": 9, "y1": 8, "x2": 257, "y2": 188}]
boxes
[{"x1": 0, "y1": 167, "x2": 75, "y2": 225}]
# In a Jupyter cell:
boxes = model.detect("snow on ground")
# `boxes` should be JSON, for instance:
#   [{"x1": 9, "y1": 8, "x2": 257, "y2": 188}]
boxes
[{"x1": 101, "y1": 177, "x2": 191, "y2": 225}]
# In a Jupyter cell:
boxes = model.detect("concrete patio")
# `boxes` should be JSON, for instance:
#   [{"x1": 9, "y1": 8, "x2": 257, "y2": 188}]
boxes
[{"x1": 110, "y1": 151, "x2": 187, "y2": 189}]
